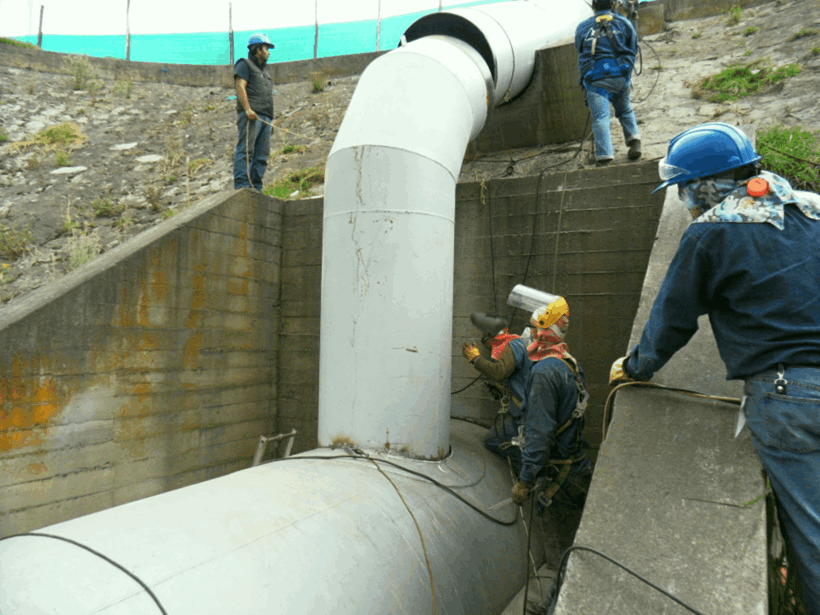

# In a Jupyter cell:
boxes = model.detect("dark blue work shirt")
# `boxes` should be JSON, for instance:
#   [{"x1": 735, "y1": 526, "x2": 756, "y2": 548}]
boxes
[
  {"x1": 628, "y1": 204, "x2": 820, "y2": 381},
  {"x1": 575, "y1": 10, "x2": 637, "y2": 82},
  {"x1": 507, "y1": 339, "x2": 589, "y2": 484}
]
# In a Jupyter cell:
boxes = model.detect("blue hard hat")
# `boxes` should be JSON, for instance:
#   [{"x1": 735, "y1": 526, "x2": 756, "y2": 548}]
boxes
[
  {"x1": 248, "y1": 33, "x2": 274, "y2": 49},
  {"x1": 652, "y1": 123, "x2": 762, "y2": 194}
]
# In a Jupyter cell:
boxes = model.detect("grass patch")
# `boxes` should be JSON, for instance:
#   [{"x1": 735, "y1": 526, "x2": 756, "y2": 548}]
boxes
[
  {"x1": 311, "y1": 72, "x2": 327, "y2": 93},
  {"x1": 694, "y1": 58, "x2": 802, "y2": 102},
  {"x1": 54, "y1": 149, "x2": 70, "y2": 166},
  {"x1": 11, "y1": 122, "x2": 86, "y2": 153},
  {"x1": 187, "y1": 157, "x2": 213, "y2": 177},
  {"x1": 0, "y1": 37, "x2": 37, "y2": 49},
  {"x1": 744, "y1": 27, "x2": 759, "y2": 37},
  {"x1": 691, "y1": 32, "x2": 702, "y2": 40},
  {"x1": 277, "y1": 143, "x2": 307, "y2": 156},
  {"x1": 791, "y1": 29, "x2": 818, "y2": 41},
  {"x1": 0, "y1": 263, "x2": 13, "y2": 285},
  {"x1": 68, "y1": 55, "x2": 95, "y2": 91},
  {"x1": 0, "y1": 127, "x2": 7, "y2": 142},
  {"x1": 727, "y1": 6, "x2": 742, "y2": 26},
  {"x1": 264, "y1": 166, "x2": 325, "y2": 199},
  {"x1": 0, "y1": 225, "x2": 33, "y2": 260},
  {"x1": 113, "y1": 76, "x2": 133, "y2": 98},
  {"x1": 93, "y1": 197, "x2": 124, "y2": 218},
  {"x1": 758, "y1": 125, "x2": 820, "y2": 192},
  {"x1": 68, "y1": 227, "x2": 101, "y2": 269}
]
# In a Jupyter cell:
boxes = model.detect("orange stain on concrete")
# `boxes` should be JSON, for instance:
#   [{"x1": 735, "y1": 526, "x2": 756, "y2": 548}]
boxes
[
  {"x1": 27, "y1": 462, "x2": 48, "y2": 476},
  {"x1": 187, "y1": 266, "x2": 207, "y2": 329},
  {"x1": 139, "y1": 273, "x2": 151, "y2": 327},
  {"x1": 184, "y1": 333, "x2": 203, "y2": 370},
  {"x1": 0, "y1": 358, "x2": 61, "y2": 452}
]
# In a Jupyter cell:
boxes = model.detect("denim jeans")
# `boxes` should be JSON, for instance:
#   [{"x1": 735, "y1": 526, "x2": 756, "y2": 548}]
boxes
[
  {"x1": 585, "y1": 76, "x2": 640, "y2": 161},
  {"x1": 745, "y1": 366, "x2": 820, "y2": 615},
  {"x1": 233, "y1": 112, "x2": 272, "y2": 191}
]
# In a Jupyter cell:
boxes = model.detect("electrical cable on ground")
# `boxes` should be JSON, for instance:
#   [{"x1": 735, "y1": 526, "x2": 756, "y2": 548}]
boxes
[
  {"x1": 271, "y1": 454, "x2": 518, "y2": 527},
  {"x1": 365, "y1": 454, "x2": 439, "y2": 615},
  {"x1": 0, "y1": 532, "x2": 168, "y2": 614},
  {"x1": 602, "y1": 380, "x2": 741, "y2": 439},
  {"x1": 554, "y1": 545, "x2": 710, "y2": 615}
]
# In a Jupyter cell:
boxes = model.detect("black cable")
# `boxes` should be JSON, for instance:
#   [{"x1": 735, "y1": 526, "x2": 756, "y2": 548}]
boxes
[
  {"x1": 451, "y1": 374, "x2": 483, "y2": 395},
  {"x1": 633, "y1": 38, "x2": 661, "y2": 104},
  {"x1": 554, "y1": 545, "x2": 710, "y2": 615},
  {"x1": 271, "y1": 454, "x2": 519, "y2": 527},
  {"x1": 450, "y1": 415, "x2": 493, "y2": 429},
  {"x1": 0, "y1": 532, "x2": 168, "y2": 614},
  {"x1": 522, "y1": 494, "x2": 537, "y2": 615}
]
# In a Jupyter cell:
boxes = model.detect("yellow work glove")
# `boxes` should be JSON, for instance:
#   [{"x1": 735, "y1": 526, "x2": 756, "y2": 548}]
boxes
[
  {"x1": 512, "y1": 481, "x2": 531, "y2": 505},
  {"x1": 609, "y1": 356, "x2": 636, "y2": 385},
  {"x1": 462, "y1": 341, "x2": 481, "y2": 364}
]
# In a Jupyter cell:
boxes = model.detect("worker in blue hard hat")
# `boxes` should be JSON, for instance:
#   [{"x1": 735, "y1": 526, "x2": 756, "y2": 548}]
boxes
[
  {"x1": 610, "y1": 122, "x2": 820, "y2": 614},
  {"x1": 575, "y1": 0, "x2": 641, "y2": 166},
  {"x1": 233, "y1": 33, "x2": 275, "y2": 191}
]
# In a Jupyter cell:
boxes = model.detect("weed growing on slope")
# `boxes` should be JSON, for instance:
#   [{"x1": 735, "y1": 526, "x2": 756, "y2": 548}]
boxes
[
  {"x1": 54, "y1": 149, "x2": 70, "y2": 166},
  {"x1": 694, "y1": 58, "x2": 802, "y2": 102},
  {"x1": 93, "y1": 198, "x2": 124, "y2": 218},
  {"x1": 68, "y1": 226, "x2": 101, "y2": 269},
  {"x1": 68, "y1": 55, "x2": 95, "y2": 91},
  {"x1": 744, "y1": 27, "x2": 759, "y2": 37},
  {"x1": 790, "y1": 29, "x2": 818, "y2": 41},
  {"x1": 0, "y1": 225, "x2": 33, "y2": 260},
  {"x1": 311, "y1": 72, "x2": 327, "y2": 93},
  {"x1": 0, "y1": 37, "x2": 37, "y2": 49},
  {"x1": 113, "y1": 76, "x2": 133, "y2": 98},
  {"x1": 264, "y1": 166, "x2": 325, "y2": 199},
  {"x1": 759, "y1": 125, "x2": 820, "y2": 192},
  {"x1": 0, "y1": 263, "x2": 13, "y2": 285},
  {"x1": 727, "y1": 6, "x2": 742, "y2": 26},
  {"x1": 11, "y1": 122, "x2": 86, "y2": 153},
  {"x1": 0, "y1": 126, "x2": 7, "y2": 142}
]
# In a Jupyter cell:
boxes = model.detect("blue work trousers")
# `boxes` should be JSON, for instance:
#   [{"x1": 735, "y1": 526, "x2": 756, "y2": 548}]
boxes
[
  {"x1": 585, "y1": 76, "x2": 640, "y2": 162},
  {"x1": 233, "y1": 112, "x2": 272, "y2": 191},
  {"x1": 745, "y1": 366, "x2": 820, "y2": 615}
]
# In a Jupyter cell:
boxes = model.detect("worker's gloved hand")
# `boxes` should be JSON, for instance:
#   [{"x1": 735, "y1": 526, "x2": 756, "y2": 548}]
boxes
[
  {"x1": 462, "y1": 342, "x2": 481, "y2": 364},
  {"x1": 609, "y1": 356, "x2": 636, "y2": 385},
  {"x1": 512, "y1": 481, "x2": 531, "y2": 505}
]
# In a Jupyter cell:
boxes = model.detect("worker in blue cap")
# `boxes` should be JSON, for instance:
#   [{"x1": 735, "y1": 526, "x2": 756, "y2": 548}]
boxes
[
  {"x1": 234, "y1": 33, "x2": 275, "y2": 191},
  {"x1": 611, "y1": 122, "x2": 820, "y2": 614}
]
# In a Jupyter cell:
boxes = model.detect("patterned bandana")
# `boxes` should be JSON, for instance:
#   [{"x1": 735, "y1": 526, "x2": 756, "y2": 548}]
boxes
[
  {"x1": 488, "y1": 330, "x2": 522, "y2": 360},
  {"x1": 687, "y1": 171, "x2": 820, "y2": 229},
  {"x1": 678, "y1": 178, "x2": 739, "y2": 220},
  {"x1": 526, "y1": 315, "x2": 579, "y2": 369}
]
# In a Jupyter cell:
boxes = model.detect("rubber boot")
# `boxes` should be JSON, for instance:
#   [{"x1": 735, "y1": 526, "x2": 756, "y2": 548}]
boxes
[{"x1": 628, "y1": 139, "x2": 642, "y2": 161}]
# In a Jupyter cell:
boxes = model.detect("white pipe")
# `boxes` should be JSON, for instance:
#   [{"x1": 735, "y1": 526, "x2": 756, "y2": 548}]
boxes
[{"x1": 318, "y1": 0, "x2": 592, "y2": 459}]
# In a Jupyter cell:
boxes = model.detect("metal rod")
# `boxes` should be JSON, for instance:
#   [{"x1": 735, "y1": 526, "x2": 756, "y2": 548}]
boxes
[
  {"x1": 37, "y1": 5, "x2": 43, "y2": 48},
  {"x1": 314, "y1": 0, "x2": 319, "y2": 59},
  {"x1": 229, "y1": 3, "x2": 234, "y2": 66},
  {"x1": 376, "y1": 0, "x2": 382, "y2": 52},
  {"x1": 125, "y1": 0, "x2": 131, "y2": 61},
  {"x1": 252, "y1": 429, "x2": 298, "y2": 466}
]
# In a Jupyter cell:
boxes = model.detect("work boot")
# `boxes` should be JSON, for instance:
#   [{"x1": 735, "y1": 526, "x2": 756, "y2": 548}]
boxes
[
  {"x1": 628, "y1": 139, "x2": 642, "y2": 160},
  {"x1": 595, "y1": 158, "x2": 613, "y2": 167},
  {"x1": 470, "y1": 312, "x2": 506, "y2": 337}
]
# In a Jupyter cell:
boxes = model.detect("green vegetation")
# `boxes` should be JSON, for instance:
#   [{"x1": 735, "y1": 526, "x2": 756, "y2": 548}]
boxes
[
  {"x1": 759, "y1": 125, "x2": 820, "y2": 193},
  {"x1": 812, "y1": 47, "x2": 820, "y2": 57},
  {"x1": 264, "y1": 166, "x2": 325, "y2": 199},
  {"x1": 92, "y1": 198, "x2": 124, "y2": 218},
  {"x1": 278, "y1": 143, "x2": 307, "y2": 156},
  {"x1": 0, "y1": 37, "x2": 37, "y2": 49},
  {"x1": 113, "y1": 76, "x2": 133, "y2": 99},
  {"x1": 0, "y1": 127, "x2": 7, "y2": 142},
  {"x1": 0, "y1": 225, "x2": 33, "y2": 260},
  {"x1": 695, "y1": 59, "x2": 802, "y2": 103},
  {"x1": 790, "y1": 29, "x2": 818, "y2": 41},
  {"x1": 744, "y1": 50, "x2": 753, "y2": 57},
  {"x1": 691, "y1": 32, "x2": 702, "y2": 40},
  {"x1": 12, "y1": 122, "x2": 86, "y2": 153},
  {"x1": 187, "y1": 157, "x2": 213, "y2": 177},
  {"x1": 311, "y1": 72, "x2": 327, "y2": 93},
  {"x1": 0, "y1": 263, "x2": 12, "y2": 285},
  {"x1": 727, "y1": 6, "x2": 742, "y2": 26},
  {"x1": 744, "y1": 26, "x2": 759, "y2": 37},
  {"x1": 68, "y1": 55, "x2": 94, "y2": 91},
  {"x1": 68, "y1": 228, "x2": 100, "y2": 269},
  {"x1": 54, "y1": 149, "x2": 70, "y2": 166}
]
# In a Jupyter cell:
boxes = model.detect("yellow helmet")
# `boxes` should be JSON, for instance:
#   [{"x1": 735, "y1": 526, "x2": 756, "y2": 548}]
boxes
[{"x1": 531, "y1": 297, "x2": 569, "y2": 330}]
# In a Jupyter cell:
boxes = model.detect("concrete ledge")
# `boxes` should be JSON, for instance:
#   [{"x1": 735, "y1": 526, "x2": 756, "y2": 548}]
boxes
[
  {"x1": 0, "y1": 43, "x2": 385, "y2": 87},
  {"x1": 553, "y1": 181, "x2": 767, "y2": 612}
]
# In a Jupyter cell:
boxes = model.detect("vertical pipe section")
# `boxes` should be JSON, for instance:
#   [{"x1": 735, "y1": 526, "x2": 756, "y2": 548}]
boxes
[{"x1": 319, "y1": 36, "x2": 492, "y2": 459}]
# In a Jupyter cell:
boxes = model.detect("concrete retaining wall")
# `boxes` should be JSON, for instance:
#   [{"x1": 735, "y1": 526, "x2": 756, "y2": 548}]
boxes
[
  {"x1": 0, "y1": 43, "x2": 384, "y2": 87},
  {"x1": 0, "y1": 189, "x2": 282, "y2": 538},
  {"x1": 275, "y1": 163, "x2": 665, "y2": 454}
]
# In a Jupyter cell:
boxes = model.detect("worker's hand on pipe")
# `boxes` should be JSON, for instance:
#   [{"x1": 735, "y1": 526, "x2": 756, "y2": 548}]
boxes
[
  {"x1": 512, "y1": 481, "x2": 531, "y2": 505},
  {"x1": 609, "y1": 356, "x2": 636, "y2": 385},
  {"x1": 462, "y1": 342, "x2": 481, "y2": 364},
  {"x1": 246, "y1": 108, "x2": 258, "y2": 121}
]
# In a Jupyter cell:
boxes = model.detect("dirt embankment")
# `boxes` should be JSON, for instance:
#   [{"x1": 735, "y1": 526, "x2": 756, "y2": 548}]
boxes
[{"x1": 1, "y1": 0, "x2": 819, "y2": 310}]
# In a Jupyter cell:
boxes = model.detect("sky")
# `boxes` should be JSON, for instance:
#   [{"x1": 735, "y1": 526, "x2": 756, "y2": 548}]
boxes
[{"x1": 0, "y1": 0, "x2": 458, "y2": 36}]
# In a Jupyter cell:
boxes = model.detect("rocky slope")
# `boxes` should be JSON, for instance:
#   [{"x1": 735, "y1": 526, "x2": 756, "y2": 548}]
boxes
[{"x1": 1, "y1": 0, "x2": 819, "y2": 310}]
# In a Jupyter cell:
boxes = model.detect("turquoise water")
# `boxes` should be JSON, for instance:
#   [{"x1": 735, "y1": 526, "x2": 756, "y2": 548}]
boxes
[{"x1": 9, "y1": 0, "x2": 517, "y2": 65}]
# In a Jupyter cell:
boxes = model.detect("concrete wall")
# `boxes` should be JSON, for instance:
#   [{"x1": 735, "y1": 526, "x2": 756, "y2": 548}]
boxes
[
  {"x1": 662, "y1": 0, "x2": 770, "y2": 22},
  {"x1": 275, "y1": 163, "x2": 665, "y2": 454},
  {"x1": 0, "y1": 189, "x2": 282, "y2": 538},
  {"x1": 0, "y1": 43, "x2": 384, "y2": 87}
]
